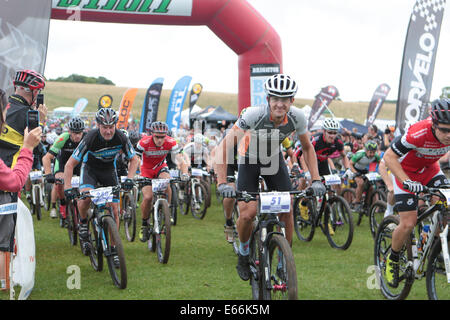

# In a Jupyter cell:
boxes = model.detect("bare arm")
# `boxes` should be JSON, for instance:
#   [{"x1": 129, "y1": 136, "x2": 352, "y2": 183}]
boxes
[
  {"x1": 215, "y1": 126, "x2": 244, "y2": 185},
  {"x1": 299, "y1": 132, "x2": 320, "y2": 181},
  {"x1": 42, "y1": 152, "x2": 55, "y2": 175},
  {"x1": 63, "y1": 156, "x2": 79, "y2": 191},
  {"x1": 383, "y1": 147, "x2": 410, "y2": 184}
]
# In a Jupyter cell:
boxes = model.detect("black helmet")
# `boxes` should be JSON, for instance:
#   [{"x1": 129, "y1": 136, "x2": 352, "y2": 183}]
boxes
[
  {"x1": 128, "y1": 130, "x2": 140, "y2": 145},
  {"x1": 95, "y1": 108, "x2": 118, "y2": 125},
  {"x1": 431, "y1": 98, "x2": 450, "y2": 124},
  {"x1": 68, "y1": 117, "x2": 85, "y2": 132},
  {"x1": 150, "y1": 121, "x2": 169, "y2": 134}
]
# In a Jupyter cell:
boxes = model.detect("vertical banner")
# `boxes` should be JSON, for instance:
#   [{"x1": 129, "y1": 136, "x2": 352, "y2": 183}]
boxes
[
  {"x1": 307, "y1": 86, "x2": 339, "y2": 130},
  {"x1": 71, "y1": 98, "x2": 89, "y2": 117},
  {"x1": 188, "y1": 83, "x2": 203, "y2": 128},
  {"x1": 98, "y1": 94, "x2": 113, "y2": 109},
  {"x1": 0, "y1": 0, "x2": 51, "y2": 95},
  {"x1": 116, "y1": 88, "x2": 138, "y2": 130},
  {"x1": 250, "y1": 64, "x2": 280, "y2": 106},
  {"x1": 395, "y1": 0, "x2": 446, "y2": 135},
  {"x1": 365, "y1": 83, "x2": 391, "y2": 127},
  {"x1": 166, "y1": 76, "x2": 192, "y2": 131},
  {"x1": 139, "y1": 78, "x2": 164, "y2": 134}
]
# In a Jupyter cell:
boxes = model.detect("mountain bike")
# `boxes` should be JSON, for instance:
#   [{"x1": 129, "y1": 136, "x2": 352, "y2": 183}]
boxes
[
  {"x1": 374, "y1": 185, "x2": 450, "y2": 300},
  {"x1": 29, "y1": 170, "x2": 45, "y2": 221},
  {"x1": 168, "y1": 169, "x2": 181, "y2": 226},
  {"x1": 136, "y1": 177, "x2": 175, "y2": 264},
  {"x1": 223, "y1": 174, "x2": 240, "y2": 255},
  {"x1": 236, "y1": 189, "x2": 307, "y2": 300},
  {"x1": 76, "y1": 185, "x2": 127, "y2": 289},
  {"x1": 293, "y1": 174, "x2": 354, "y2": 250},
  {"x1": 118, "y1": 176, "x2": 137, "y2": 242},
  {"x1": 180, "y1": 168, "x2": 208, "y2": 219},
  {"x1": 65, "y1": 176, "x2": 82, "y2": 246}
]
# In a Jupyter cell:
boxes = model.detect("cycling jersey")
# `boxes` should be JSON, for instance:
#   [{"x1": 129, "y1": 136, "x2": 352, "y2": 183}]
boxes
[
  {"x1": 182, "y1": 142, "x2": 209, "y2": 166},
  {"x1": 235, "y1": 105, "x2": 307, "y2": 160},
  {"x1": 351, "y1": 150, "x2": 380, "y2": 173},
  {"x1": 294, "y1": 132, "x2": 343, "y2": 163},
  {"x1": 137, "y1": 134, "x2": 181, "y2": 172},
  {"x1": 49, "y1": 131, "x2": 84, "y2": 173},
  {"x1": 72, "y1": 129, "x2": 135, "y2": 168}
]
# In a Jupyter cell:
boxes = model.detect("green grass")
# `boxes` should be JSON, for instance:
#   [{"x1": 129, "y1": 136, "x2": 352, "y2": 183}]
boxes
[{"x1": 0, "y1": 188, "x2": 433, "y2": 300}]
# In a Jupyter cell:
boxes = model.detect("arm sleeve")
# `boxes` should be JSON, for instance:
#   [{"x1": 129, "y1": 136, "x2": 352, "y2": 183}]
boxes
[{"x1": 0, "y1": 148, "x2": 33, "y2": 192}]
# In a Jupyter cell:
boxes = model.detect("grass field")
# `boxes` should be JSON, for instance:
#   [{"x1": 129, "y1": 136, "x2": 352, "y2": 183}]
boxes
[
  {"x1": 0, "y1": 187, "x2": 434, "y2": 301},
  {"x1": 43, "y1": 81, "x2": 396, "y2": 124}
]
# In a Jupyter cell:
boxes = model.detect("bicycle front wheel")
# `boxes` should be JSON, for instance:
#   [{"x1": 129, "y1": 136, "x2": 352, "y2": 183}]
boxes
[
  {"x1": 66, "y1": 201, "x2": 78, "y2": 246},
  {"x1": 122, "y1": 193, "x2": 137, "y2": 242},
  {"x1": 374, "y1": 215, "x2": 414, "y2": 300},
  {"x1": 155, "y1": 200, "x2": 171, "y2": 264},
  {"x1": 88, "y1": 216, "x2": 102, "y2": 272},
  {"x1": 426, "y1": 236, "x2": 450, "y2": 300},
  {"x1": 369, "y1": 200, "x2": 387, "y2": 239},
  {"x1": 293, "y1": 197, "x2": 316, "y2": 242},
  {"x1": 191, "y1": 182, "x2": 207, "y2": 220},
  {"x1": 261, "y1": 234, "x2": 297, "y2": 300},
  {"x1": 102, "y1": 215, "x2": 127, "y2": 289},
  {"x1": 324, "y1": 196, "x2": 354, "y2": 250}
]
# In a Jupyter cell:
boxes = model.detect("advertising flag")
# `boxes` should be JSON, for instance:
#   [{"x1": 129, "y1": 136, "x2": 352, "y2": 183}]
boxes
[
  {"x1": 307, "y1": 86, "x2": 339, "y2": 130},
  {"x1": 188, "y1": 83, "x2": 203, "y2": 128},
  {"x1": 166, "y1": 76, "x2": 192, "y2": 131},
  {"x1": 116, "y1": 88, "x2": 138, "y2": 130},
  {"x1": 71, "y1": 98, "x2": 88, "y2": 117},
  {"x1": 365, "y1": 84, "x2": 390, "y2": 127},
  {"x1": 98, "y1": 94, "x2": 113, "y2": 109},
  {"x1": 139, "y1": 78, "x2": 164, "y2": 134},
  {"x1": 395, "y1": 0, "x2": 446, "y2": 135}
]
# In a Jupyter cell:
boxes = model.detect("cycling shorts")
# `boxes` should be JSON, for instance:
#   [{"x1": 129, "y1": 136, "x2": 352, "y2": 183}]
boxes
[
  {"x1": 80, "y1": 164, "x2": 119, "y2": 202},
  {"x1": 141, "y1": 163, "x2": 169, "y2": 179}
]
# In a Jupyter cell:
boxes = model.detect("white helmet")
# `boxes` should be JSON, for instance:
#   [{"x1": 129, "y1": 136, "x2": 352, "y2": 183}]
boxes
[
  {"x1": 322, "y1": 118, "x2": 340, "y2": 131},
  {"x1": 264, "y1": 74, "x2": 298, "y2": 98}
]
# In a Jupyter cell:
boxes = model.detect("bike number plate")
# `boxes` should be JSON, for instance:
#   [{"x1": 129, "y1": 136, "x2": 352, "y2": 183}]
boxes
[
  {"x1": 29, "y1": 171, "x2": 42, "y2": 181},
  {"x1": 89, "y1": 187, "x2": 113, "y2": 205},
  {"x1": 439, "y1": 189, "x2": 450, "y2": 204},
  {"x1": 169, "y1": 169, "x2": 180, "y2": 178},
  {"x1": 260, "y1": 192, "x2": 290, "y2": 214},
  {"x1": 323, "y1": 174, "x2": 341, "y2": 186},
  {"x1": 71, "y1": 176, "x2": 80, "y2": 188},
  {"x1": 191, "y1": 168, "x2": 203, "y2": 177},
  {"x1": 152, "y1": 179, "x2": 170, "y2": 192},
  {"x1": 365, "y1": 172, "x2": 381, "y2": 181}
]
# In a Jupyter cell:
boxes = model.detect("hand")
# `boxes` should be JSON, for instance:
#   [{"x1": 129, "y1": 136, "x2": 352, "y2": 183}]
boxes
[
  {"x1": 122, "y1": 178, "x2": 134, "y2": 190},
  {"x1": 308, "y1": 180, "x2": 326, "y2": 197},
  {"x1": 291, "y1": 163, "x2": 300, "y2": 176},
  {"x1": 218, "y1": 183, "x2": 236, "y2": 198},
  {"x1": 344, "y1": 168, "x2": 354, "y2": 180},
  {"x1": 44, "y1": 173, "x2": 55, "y2": 184},
  {"x1": 64, "y1": 188, "x2": 78, "y2": 200},
  {"x1": 402, "y1": 179, "x2": 424, "y2": 193},
  {"x1": 22, "y1": 127, "x2": 42, "y2": 150}
]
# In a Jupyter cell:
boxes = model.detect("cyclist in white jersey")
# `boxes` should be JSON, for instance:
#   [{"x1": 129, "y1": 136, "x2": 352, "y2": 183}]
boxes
[{"x1": 216, "y1": 74, "x2": 325, "y2": 281}]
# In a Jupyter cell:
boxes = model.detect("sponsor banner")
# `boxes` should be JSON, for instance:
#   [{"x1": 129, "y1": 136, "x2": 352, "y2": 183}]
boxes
[
  {"x1": 250, "y1": 63, "x2": 280, "y2": 106},
  {"x1": 188, "y1": 83, "x2": 202, "y2": 128},
  {"x1": 166, "y1": 75, "x2": 192, "y2": 131},
  {"x1": 139, "y1": 77, "x2": 164, "y2": 134},
  {"x1": 98, "y1": 94, "x2": 113, "y2": 109},
  {"x1": 0, "y1": 0, "x2": 52, "y2": 96},
  {"x1": 365, "y1": 83, "x2": 390, "y2": 127},
  {"x1": 307, "y1": 86, "x2": 339, "y2": 130},
  {"x1": 71, "y1": 98, "x2": 89, "y2": 117},
  {"x1": 116, "y1": 88, "x2": 138, "y2": 130},
  {"x1": 395, "y1": 0, "x2": 446, "y2": 135},
  {"x1": 51, "y1": 0, "x2": 193, "y2": 16}
]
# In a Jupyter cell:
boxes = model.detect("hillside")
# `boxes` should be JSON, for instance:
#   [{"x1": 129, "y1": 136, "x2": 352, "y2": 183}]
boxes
[{"x1": 43, "y1": 81, "x2": 396, "y2": 124}]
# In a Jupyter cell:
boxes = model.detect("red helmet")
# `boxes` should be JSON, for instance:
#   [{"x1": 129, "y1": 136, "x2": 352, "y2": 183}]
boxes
[{"x1": 13, "y1": 69, "x2": 46, "y2": 91}]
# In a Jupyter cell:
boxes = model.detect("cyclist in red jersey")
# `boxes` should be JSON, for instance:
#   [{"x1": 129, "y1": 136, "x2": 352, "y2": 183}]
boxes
[
  {"x1": 137, "y1": 121, "x2": 188, "y2": 242},
  {"x1": 383, "y1": 98, "x2": 450, "y2": 287}
]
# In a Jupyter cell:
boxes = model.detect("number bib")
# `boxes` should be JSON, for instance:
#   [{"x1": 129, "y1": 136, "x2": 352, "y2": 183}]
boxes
[
  {"x1": 152, "y1": 179, "x2": 170, "y2": 192},
  {"x1": 89, "y1": 187, "x2": 113, "y2": 205},
  {"x1": 169, "y1": 169, "x2": 180, "y2": 178},
  {"x1": 323, "y1": 174, "x2": 341, "y2": 186},
  {"x1": 71, "y1": 176, "x2": 80, "y2": 188},
  {"x1": 260, "y1": 192, "x2": 291, "y2": 214},
  {"x1": 366, "y1": 172, "x2": 381, "y2": 181},
  {"x1": 29, "y1": 171, "x2": 42, "y2": 181},
  {"x1": 439, "y1": 189, "x2": 450, "y2": 205},
  {"x1": 191, "y1": 168, "x2": 203, "y2": 177}
]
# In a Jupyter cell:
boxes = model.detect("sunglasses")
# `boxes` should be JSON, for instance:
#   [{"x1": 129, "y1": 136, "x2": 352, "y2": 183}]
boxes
[
  {"x1": 153, "y1": 135, "x2": 166, "y2": 140},
  {"x1": 326, "y1": 130, "x2": 338, "y2": 135},
  {"x1": 435, "y1": 126, "x2": 450, "y2": 134}
]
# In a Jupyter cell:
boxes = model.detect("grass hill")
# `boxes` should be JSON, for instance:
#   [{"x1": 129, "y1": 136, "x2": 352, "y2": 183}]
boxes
[{"x1": 44, "y1": 81, "x2": 396, "y2": 124}]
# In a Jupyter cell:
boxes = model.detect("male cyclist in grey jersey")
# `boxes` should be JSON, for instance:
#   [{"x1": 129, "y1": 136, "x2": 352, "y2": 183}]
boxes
[{"x1": 216, "y1": 74, "x2": 325, "y2": 281}]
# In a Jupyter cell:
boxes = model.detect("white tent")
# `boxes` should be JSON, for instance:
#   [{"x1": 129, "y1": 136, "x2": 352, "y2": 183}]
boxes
[{"x1": 180, "y1": 105, "x2": 202, "y2": 127}]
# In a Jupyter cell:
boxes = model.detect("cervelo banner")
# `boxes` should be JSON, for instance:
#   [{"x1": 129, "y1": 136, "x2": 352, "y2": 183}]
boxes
[
  {"x1": 98, "y1": 94, "x2": 113, "y2": 109},
  {"x1": 0, "y1": 0, "x2": 51, "y2": 96},
  {"x1": 139, "y1": 78, "x2": 164, "y2": 134},
  {"x1": 166, "y1": 76, "x2": 192, "y2": 131},
  {"x1": 307, "y1": 86, "x2": 339, "y2": 130},
  {"x1": 71, "y1": 98, "x2": 89, "y2": 117},
  {"x1": 365, "y1": 84, "x2": 391, "y2": 127},
  {"x1": 51, "y1": 0, "x2": 192, "y2": 16},
  {"x1": 395, "y1": 0, "x2": 446, "y2": 135},
  {"x1": 250, "y1": 63, "x2": 280, "y2": 106},
  {"x1": 116, "y1": 88, "x2": 138, "y2": 130}
]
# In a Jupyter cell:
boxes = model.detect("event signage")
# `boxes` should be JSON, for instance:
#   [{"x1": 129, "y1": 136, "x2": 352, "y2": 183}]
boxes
[{"x1": 250, "y1": 64, "x2": 280, "y2": 106}]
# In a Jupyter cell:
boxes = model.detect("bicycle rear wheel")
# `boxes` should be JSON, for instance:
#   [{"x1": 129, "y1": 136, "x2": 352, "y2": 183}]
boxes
[
  {"x1": 122, "y1": 193, "x2": 136, "y2": 242},
  {"x1": 369, "y1": 200, "x2": 387, "y2": 239},
  {"x1": 249, "y1": 222, "x2": 261, "y2": 300},
  {"x1": 324, "y1": 196, "x2": 354, "y2": 250},
  {"x1": 191, "y1": 182, "x2": 207, "y2": 220},
  {"x1": 426, "y1": 236, "x2": 450, "y2": 300},
  {"x1": 293, "y1": 197, "x2": 316, "y2": 242},
  {"x1": 170, "y1": 183, "x2": 178, "y2": 226},
  {"x1": 34, "y1": 187, "x2": 41, "y2": 221},
  {"x1": 66, "y1": 201, "x2": 78, "y2": 246},
  {"x1": 102, "y1": 215, "x2": 127, "y2": 289},
  {"x1": 155, "y1": 200, "x2": 171, "y2": 264},
  {"x1": 261, "y1": 234, "x2": 298, "y2": 300},
  {"x1": 374, "y1": 215, "x2": 414, "y2": 300}
]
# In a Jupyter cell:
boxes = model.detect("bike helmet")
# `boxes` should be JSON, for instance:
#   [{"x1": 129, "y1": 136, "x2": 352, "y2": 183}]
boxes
[
  {"x1": 430, "y1": 98, "x2": 450, "y2": 124},
  {"x1": 264, "y1": 74, "x2": 298, "y2": 98},
  {"x1": 322, "y1": 118, "x2": 340, "y2": 131},
  {"x1": 150, "y1": 121, "x2": 169, "y2": 134},
  {"x1": 68, "y1": 117, "x2": 85, "y2": 132},
  {"x1": 13, "y1": 69, "x2": 46, "y2": 90},
  {"x1": 128, "y1": 130, "x2": 140, "y2": 146},
  {"x1": 364, "y1": 140, "x2": 377, "y2": 151},
  {"x1": 95, "y1": 108, "x2": 118, "y2": 125}
]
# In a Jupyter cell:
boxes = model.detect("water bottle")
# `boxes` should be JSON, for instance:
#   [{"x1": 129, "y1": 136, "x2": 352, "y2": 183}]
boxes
[
  {"x1": 411, "y1": 239, "x2": 420, "y2": 272},
  {"x1": 419, "y1": 224, "x2": 430, "y2": 252}
]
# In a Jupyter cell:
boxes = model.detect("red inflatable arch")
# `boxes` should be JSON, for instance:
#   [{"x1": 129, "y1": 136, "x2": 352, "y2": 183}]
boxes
[{"x1": 51, "y1": 0, "x2": 283, "y2": 114}]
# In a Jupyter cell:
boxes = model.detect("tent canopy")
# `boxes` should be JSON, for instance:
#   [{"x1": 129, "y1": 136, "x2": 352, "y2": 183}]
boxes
[{"x1": 191, "y1": 105, "x2": 238, "y2": 122}]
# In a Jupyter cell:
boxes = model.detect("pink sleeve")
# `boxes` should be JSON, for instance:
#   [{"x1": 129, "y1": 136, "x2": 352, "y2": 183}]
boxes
[{"x1": 0, "y1": 148, "x2": 33, "y2": 192}]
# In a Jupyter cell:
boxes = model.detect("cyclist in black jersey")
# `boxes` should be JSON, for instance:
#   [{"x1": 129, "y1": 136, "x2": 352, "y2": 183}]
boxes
[{"x1": 63, "y1": 108, "x2": 140, "y2": 257}]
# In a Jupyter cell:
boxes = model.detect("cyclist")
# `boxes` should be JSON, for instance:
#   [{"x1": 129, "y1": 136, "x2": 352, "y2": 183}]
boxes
[
  {"x1": 43, "y1": 117, "x2": 85, "y2": 220},
  {"x1": 216, "y1": 74, "x2": 325, "y2": 281},
  {"x1": 346, "y1": 140, "x2": 381, "y2": 211},
  {"x1": 63, "y1": 108, "x2": 140, "y2": 260},
  {"x1": 383, "y1": 98, "x2": 450, "y2": 287},
  {"x1": 183, "y1": 133, "x2": 212, "y2": 171},
  {"x1": 136, "y1": 121, "x2": 188, "y2": 242}
]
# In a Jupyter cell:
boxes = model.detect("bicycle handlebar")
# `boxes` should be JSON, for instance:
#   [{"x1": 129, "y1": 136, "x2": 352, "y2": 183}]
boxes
[{"x1": 234, "y1": 189, "x2": 314, "y2": 202}]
